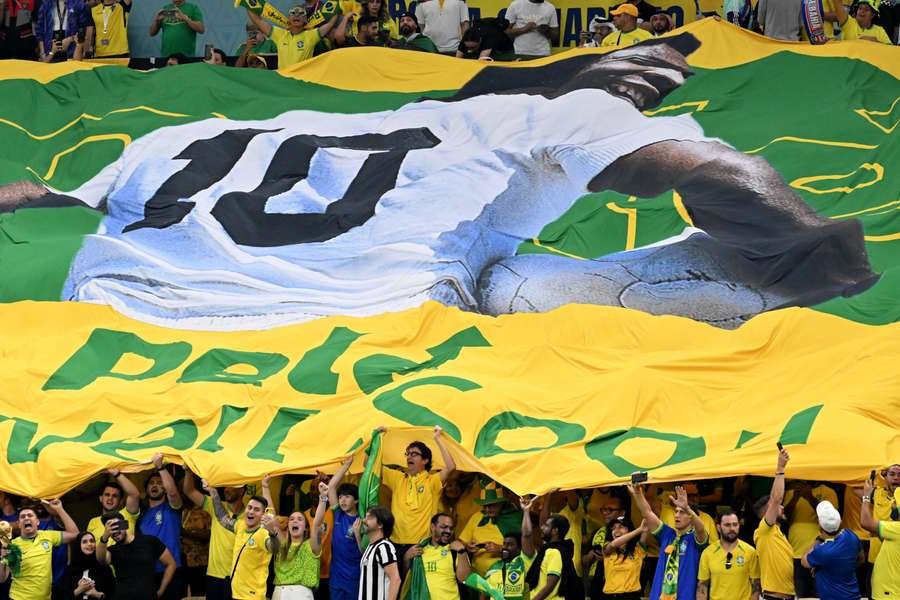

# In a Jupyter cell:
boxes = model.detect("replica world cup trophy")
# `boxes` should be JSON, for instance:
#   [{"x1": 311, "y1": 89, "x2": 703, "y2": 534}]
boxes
[{"x1": 0, "y1": 521, "x2": 21, "y2": 576}]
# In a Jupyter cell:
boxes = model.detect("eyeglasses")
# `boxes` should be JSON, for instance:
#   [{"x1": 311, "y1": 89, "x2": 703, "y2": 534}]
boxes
[
  {"x1": 405, "y1": 451, "x2": 422, "y2": 458},
  {"x1": 725, "y1": 552, "x2": 733, "y2": 570},
  {"x1": 288, "y1": 7, "x2": 305, "y2": 17}
]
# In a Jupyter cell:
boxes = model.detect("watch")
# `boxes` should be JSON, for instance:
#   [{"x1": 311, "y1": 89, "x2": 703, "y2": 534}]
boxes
[{"x1": 862, "y1": 495, "x2": 871, "y2": 503}]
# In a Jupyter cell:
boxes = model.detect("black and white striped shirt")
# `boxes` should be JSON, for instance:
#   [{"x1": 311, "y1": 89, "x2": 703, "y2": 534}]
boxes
[{"x1": 358, "y1": 538, "x2": 398, "y2": 600}]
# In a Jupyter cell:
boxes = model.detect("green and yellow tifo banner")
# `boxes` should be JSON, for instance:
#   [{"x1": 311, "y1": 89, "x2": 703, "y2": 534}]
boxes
[{"x1": 1, "y1": 20, "x2": 899, "y2": 498}]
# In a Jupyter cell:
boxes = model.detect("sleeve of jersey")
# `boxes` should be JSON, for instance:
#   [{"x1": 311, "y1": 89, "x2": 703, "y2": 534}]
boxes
[
  {"x1": 377, "y1": 542, "x2": 398, "y2": 567},
  {"x1": 545, "y1": 548, "x2": 563, "y2": 576},
  {"x1": 805, "y1": 544, "x2": 825, "y2": 568},
  {"x1": 880, "y1": 521, "x2": 900, "y2": 541},
  {"x1": 540, "y1": 97, "x2": 717, "y2": 192},
  {"x1": 382, "y1": 467, "x2": 401, "y2": 490},
  {"x1": 48, "y1": 530, "x2": 64, "y2": 546},
  {"x1": 749, "y1": 549, "x2": 760, "y2": 579}
]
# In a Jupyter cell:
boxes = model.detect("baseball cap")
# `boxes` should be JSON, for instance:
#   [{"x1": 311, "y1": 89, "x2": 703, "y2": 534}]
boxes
[
  {"x1": 610, "y1": 3, "x2": 639, "y2": 17},
  {"x1": 816, "y1": 500, "x2": 841, "y2": 534},
  {"x1": 397, "y1": 10, "x2": 418, "y2": 23}
]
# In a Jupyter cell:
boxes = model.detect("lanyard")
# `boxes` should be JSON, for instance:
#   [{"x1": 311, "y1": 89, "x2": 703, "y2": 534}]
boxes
[
  {"x1": 101, "y1": 3, "x2": 113, "y2": 35},
  {"x1": 54, "y1": 0, "x2": 66, "y2": 30}
]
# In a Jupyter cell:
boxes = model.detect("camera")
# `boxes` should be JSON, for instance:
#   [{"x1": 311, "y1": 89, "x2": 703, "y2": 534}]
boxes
[{"x1": 631, "y1": 471, "x2": 649, "y2": 484}]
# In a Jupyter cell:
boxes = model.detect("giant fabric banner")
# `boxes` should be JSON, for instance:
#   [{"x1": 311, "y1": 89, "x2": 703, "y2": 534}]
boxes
[{"x1": 1, "y1": 20, "x2": 899, "y2": 497}]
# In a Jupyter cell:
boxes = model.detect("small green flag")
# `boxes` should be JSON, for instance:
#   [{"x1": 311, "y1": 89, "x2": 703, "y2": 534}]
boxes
[
  {"x1": 234, "y1": 0, "x2": 290, "y2": 29},
  {"x1": 357, "y1": 428, "x2": 383, "y2": 547}
]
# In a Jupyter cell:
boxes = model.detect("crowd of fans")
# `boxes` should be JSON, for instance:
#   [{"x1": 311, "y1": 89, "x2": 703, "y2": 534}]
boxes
[
  {"x1": 0, "y1": 0, "x2": 896, "y2": 69},
  {"x1": 0, "y1": 429, "x2": 896, "y2": 600}
]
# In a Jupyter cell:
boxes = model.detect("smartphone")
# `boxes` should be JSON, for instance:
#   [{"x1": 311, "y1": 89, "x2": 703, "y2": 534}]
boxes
[
  {"x1": 77, "y1": 27, "x2": 86, "y2": 44},
  {"x1": 204, "y1": 43, "x2": 213, "y2": 60},
  {"x1": 631, "y1": 471, "x2": 649, "y2": 485},
  {"x1": 870, "y1": 469, "x2": 877, "y2": 482},
  {"x1": 161, "y1": 8, "x2": 176, "y2": 17},
  {"x1": 776, "y1": 441, "x2": 784, "y2": 451}
]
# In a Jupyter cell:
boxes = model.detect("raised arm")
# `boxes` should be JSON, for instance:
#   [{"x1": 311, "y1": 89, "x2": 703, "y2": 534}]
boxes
[
  {"x1": 95, "y1": 519, "x2": 118, "y2": 566},
  {"x1": 627, "y1": 483, "x2": 661, "y2": 532},
  {"x1": 434, "y1": 425, "x2": 456, "y2": 483},
  {"x1": 109, "y1": 468, "x2": 141, "y2": 516},
  {"x1": 246, "y1": 8, "x2": 273, "y2": 37},
  {"x1": 261, "y1": 474, "x2": 275, "y2": 513},
  {"x1": 603, "y1": 522, "x2": 644, "y2": 556},
  {"x1": 44, "y1": 499, "x2": 79, "y2": 543},
  {"x1": 182, "y1": 469, "x2": 206, "y2": 508},
  {"x1": 452, "y1": 541, "x2": 472, "y2": 582},
  {"x1": 328, "y1": 456, "x2": 354, "y2": 508},
  {"x1": 520, "y1": 495, "x2": 536, "y2": 557},
  {"x1": 860, "y1": 476, "x2": 879, "y2": 535},
  {"x1": 765, "y1": 448, "x2": 790, "y2": 526},
  {"x1": 203, "y1": 481, "x2": 236, "y2": 532},
  {"x1": 317, "y1": 14, "x2": 339, "y2": 39},
  {"x1": 310, "y1": 482, "x2": 329, "y2": 555},
  {"x1": 261, "y1": 512, "x2": 281, "y2": 555},
  {"x1": 153, "y1": 454, "x2": 183, "y2": 510}
]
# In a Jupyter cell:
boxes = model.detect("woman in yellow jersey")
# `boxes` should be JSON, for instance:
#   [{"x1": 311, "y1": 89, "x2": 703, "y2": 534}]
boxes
[
  {"x1": 601, "y1": 517, "x2": 648, "y2": 600},
  {"x1": 335, "y1": 0, "x2": 398, "y2": 44},
  {"x1": 266, "y1": 479, "x2": 329, "y2": 600}
]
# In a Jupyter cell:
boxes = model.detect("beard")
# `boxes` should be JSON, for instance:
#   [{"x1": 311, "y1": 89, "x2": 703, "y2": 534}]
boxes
[
  {"x1": 722, "y1": 531, "x2": 739, "y2": 543},
  {"x1": 399, "y1": 25, "x2": 414, "y2": 36}
]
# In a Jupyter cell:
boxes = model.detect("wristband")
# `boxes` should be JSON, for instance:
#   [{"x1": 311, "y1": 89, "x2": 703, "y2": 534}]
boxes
[
  {"x1": 775, "y1": 472, "x2": 785, "y2": 476},
  {"x1": 100, "y1": 535, "x2": 109, "y2": 544},
  {"x1": 862, "y1": 496, "x2": 871, "y2": 503}
]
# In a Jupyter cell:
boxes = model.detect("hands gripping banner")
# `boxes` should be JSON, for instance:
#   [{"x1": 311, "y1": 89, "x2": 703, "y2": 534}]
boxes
[{"x1": 0, "y1": 20, "x2": 899, "y2": 497}]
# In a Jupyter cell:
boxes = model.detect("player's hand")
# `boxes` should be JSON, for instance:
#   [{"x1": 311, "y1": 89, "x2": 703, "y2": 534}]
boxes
[{"x1": 152, "y1": 453, "x2": 165, "y2": 470}]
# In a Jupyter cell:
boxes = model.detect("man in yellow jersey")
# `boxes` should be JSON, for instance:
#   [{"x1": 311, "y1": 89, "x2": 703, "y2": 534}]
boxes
[
  {"x1": 0, "y1": 500, "x2": 79, "y2": 600},
  {"x1": 697, "y1": 511, "x2": 760, "y2": 600},
  {"x1": 527, "y1": 513, "x2": 578, "y2": 600},
  {"x1": 86, "y1": 468, "x2": 141, "y2": 548},
  {"x1": 246, "y1": 3, "x2": 339, "y2": 68},
  {"x1": 379, "y1": 425, "x2": 457, "y2": 575},
  {"x1": 402, "y1": 513, "x2": 471, "y2": 599},
  {"x1": 861, "y1": 473, "x2": 900, "y2": 598},
  {"x1": 85, "y1": 0, "x2": 130, "y2": 57},
  {"x1": 183, "y1": 470, "x2": 246, "y2": 600},
  {"x1": 753, "y1": 447, "x2": 796, "y2": 600},
  {"x1": 205, "y1": 480, "x2": 280, "y2": 600},
  {"x1": 601, "y1": 3, "x2": 652, "y2": 47}
]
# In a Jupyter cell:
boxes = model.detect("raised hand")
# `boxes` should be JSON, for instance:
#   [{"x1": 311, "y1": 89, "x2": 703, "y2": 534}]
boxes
[
  {"x1": 433, "y1": 425, "x2": 443, "y2": 439},
  {"x1": 519, "y1": 495, "x2": 536, "y2": 511},
  {"x1": 262, "y1": 474, "x2": 271, "y2": 488},
  {"x1": 152, "y1": 453, "x2": 165, "y2": 470},
  {"x1": 670, "y1": 485, "x2": 691, "y2": 511},
  {"x1": 777, "y1": 448, "x2": 790, "y2": 471}
]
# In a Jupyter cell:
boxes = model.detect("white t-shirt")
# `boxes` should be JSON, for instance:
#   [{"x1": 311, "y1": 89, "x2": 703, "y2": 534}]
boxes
[
  {"x1": 414, "y1": 0, "x2": 469, "y2": 53},
  {"x1": 63, "y1": 89, "x2": 710, "y2": 331},
  {"x1": 505, "y1": 0, "x2": 558, "y2": 56}
]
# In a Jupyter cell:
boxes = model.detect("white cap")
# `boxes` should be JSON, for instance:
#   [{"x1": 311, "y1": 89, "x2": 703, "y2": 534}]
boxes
[{"x1": 816, "y1": 500, "x2": 841, "y2": 534}]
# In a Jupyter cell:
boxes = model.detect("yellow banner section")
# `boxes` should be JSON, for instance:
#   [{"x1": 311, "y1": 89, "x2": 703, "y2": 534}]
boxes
[{"x1": 1, "y1": 301, "x2": 898, "y2": 498}]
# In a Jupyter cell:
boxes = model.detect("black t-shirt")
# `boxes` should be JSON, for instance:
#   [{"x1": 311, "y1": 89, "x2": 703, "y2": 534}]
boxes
[{"x1": 108, "y1": 534, "x2": 167, "y2": 600}]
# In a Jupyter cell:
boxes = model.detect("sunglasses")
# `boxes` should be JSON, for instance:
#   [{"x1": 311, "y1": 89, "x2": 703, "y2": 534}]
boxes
[
  {"x1": 288, "y1": 7, "x2": 306, "y2": 17},
  {"x1": 405, "y1": 451, "x2": 422, "y2": 458},
  {"x1": 725, "y1": 552, "x2": 733, "y2": 570}
]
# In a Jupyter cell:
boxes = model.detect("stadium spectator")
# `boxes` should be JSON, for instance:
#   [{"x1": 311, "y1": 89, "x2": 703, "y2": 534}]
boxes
[
  {"x1": 235, "y1": 22, "x2": 276, "y2": 67},
  {"x1": 579, "y1": 16, "x2": 614, "y2": 47},
  {"x1": 57, "y1": 531, "x2": 116, "y2": 600},
  {"x1": 137, "y1": 454, "x2": 183, "y2": 600},
  {"x1": 358, "y1": 506, "x2": 401, "y2": 600},
  {"x1": 402, "y1": 513, "x2": 471, "y2": 597},
  {"x1": 149, "y1": 0, "x2": 204, "y2": 58},
  {"x1": 660, "y1": 483, "x2": 719, "y2": 545},
  {"x1": 861, "y1": 473, "x2": 900, "y2": 598},
  {"x1": 868, "y1": 464, "x2": 900, "y2": 563},
  {"x1": 414, "y1": 0, "x2": 469, "y2": 54},
  {"x1": 541, "y1": 490, "x2": 587, "y2": 576},
  {"x1": 205, "y1": 480, "x2": 280, "y2": 600},
  {"x1": 484, "y1": 495, "x2": 537, "y2": 599},
  {"x1": 785, "y1": 480, "x2": 839, "y2": 597},
  {"x1": 180, "y1": 504, "x2": 211, "y2": 597},
  {"x1": 338, "y1": 13, "x2": 381, "y2": 47},
  {"x1": 584, "y1": 491, "x2": 626, "y2": 596},
  {"x1": 247, "y1": 5, "x2": 338, "y2": 67},
  {"x1": 97, "y1": 511, "x2": 177, "y2": 600},
  {"x1": 36, "y1": 501, "x2": 68, "y2": 589},
  {"x1": 84, "y1": 0, "x2": 130, "y2": 58},
  {"x1": 458, "y1": 481, "x2": 518, "y2": 576},
  {"x1": 801, "y1": 501, "x2": 862, "y2": 599},
  {"x1": 757, "y1": 0, "x2": 802, "y2": 40},
  {"x1": 203, "y1": 47, "x2": 225, "y2": 64},
  {"x1": 343, "y1": 0, "x2": 399, "y2": 45},
  {"x1": 0, "y1": 500, "x2": 79, "y2": 599},
  {"x1": 379, "y1": 426, "x2": 456, "y2": 558},
  {"x1": 599, "y1": 516, "x2": 647, "y2": 599},
  {"x1": 456, "y1": 19, "x2": 510, "y2": 59},
  {"x1": 649, "y1": 9, "x2": 674, "y2": 35},
  {"x1": 327, "y1": 457, "x2": 363, "y2": 600},
  {"x1": 602, "y1": 3, "x2": 652, "y2": 46},
  {"x1": 505, "y1": 0, "x2": 558, "y2": 57},
  {"x1": 165, "y1": 52, "x2": 185, "y2": 65},
  {"x1": 753, "y1": 447, "x2": 796, "y2": 600},
  {"x1": 261, "y1": 477, "x2": 327, "y2": 600},
  {"x1": 438, "y1": 474, "x2": 479, "y2": 536},
  {"x1": 697, "y1": 511, "x2": 761, "y2": 600},
  {"x1": 0, "y1": 0, "x2": 38, "y2": 59},
  {"x1": 35, "y1": 0, "x2": 88, "y2": 61},
  {"x1": 836, "y1": 0, "x2": 893, "y2": 43},
  {"x1": 301, "y1": 477, "x2": 334, "y2": 600},
  {"x1": 87, "y1": 470, "x2": 141, "y2": 550},
  {"x1": 397, "y1": 11, "x2": 438, "y2": 52},
  {"x1": 525, "y1": 513, "x2": 579, "y2": 600},
  {"x1": 183, "y1": 471, "x2": 247, "y2": 600},
  {"x1": 629, "y1": 483, "x2": 709, "y2": 600}
]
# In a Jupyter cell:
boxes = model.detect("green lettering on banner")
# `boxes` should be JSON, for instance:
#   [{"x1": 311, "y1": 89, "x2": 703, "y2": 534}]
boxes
[
  {"x1": 474, "y1": 411, "x2": 585, "y2": 458},
  {"x1": 372, "y1": 376, "x2": 480, "y2": 442},
  {"x1": 778, "y1": 405, "x2": 824, "y2": 445},
  {"x1": 734, "y1": 430, "x2": 761, "y2": 450},
  {"x1": 43, "y1": 328, "x2": 192, "y2": 391},
  {"x1": 91, "y1": 419, "x2": 199, "y2": 460},
  {"x1": 0, "y1": 417, "x2": 112, "y2": 464},
  {"x1": 584, "y1": 427, "x2": 706, "y2": 477},
  {"x1": 288, "y1": 327, "x2": 364, "y2": 395},
  {"x1": 197, "y1": 406, "x2": 250, "y2": 452},
  {"x1": 247, "y1": 407, "x2": 319, "y2": 462},
  {"x1": 178, "y1": 349, "x2": 290, "y2": 386},
  {"x1": 354, "y1": 327, "x2": 490, "y2": 394}
]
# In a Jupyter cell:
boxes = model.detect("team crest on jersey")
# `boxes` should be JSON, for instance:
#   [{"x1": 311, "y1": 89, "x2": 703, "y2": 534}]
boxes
[
  {"x1": 41, "y1": 540, "x2": 50, "y2": 550},
  {"x1": 736, "y1": 555, "x2": 745, "y2": 566},
  {"x1": 417, "y1": 485, "x2": 424, "y2": 493},
  {"x1": 441, "y1": 548, "x2": 448, "y2": 556},
  {"x1": 509, "y1": 570, "x2": 521, "y2": 583},
  {"x1": 155, "y1": 511, "x2": 163, "y2": 525},
  {"x1": 296, "y1": 40, "x2": 305, "y2": 49},
  {"x1": 248, "y1": 537, "x2": 256, "y2": 546}
]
